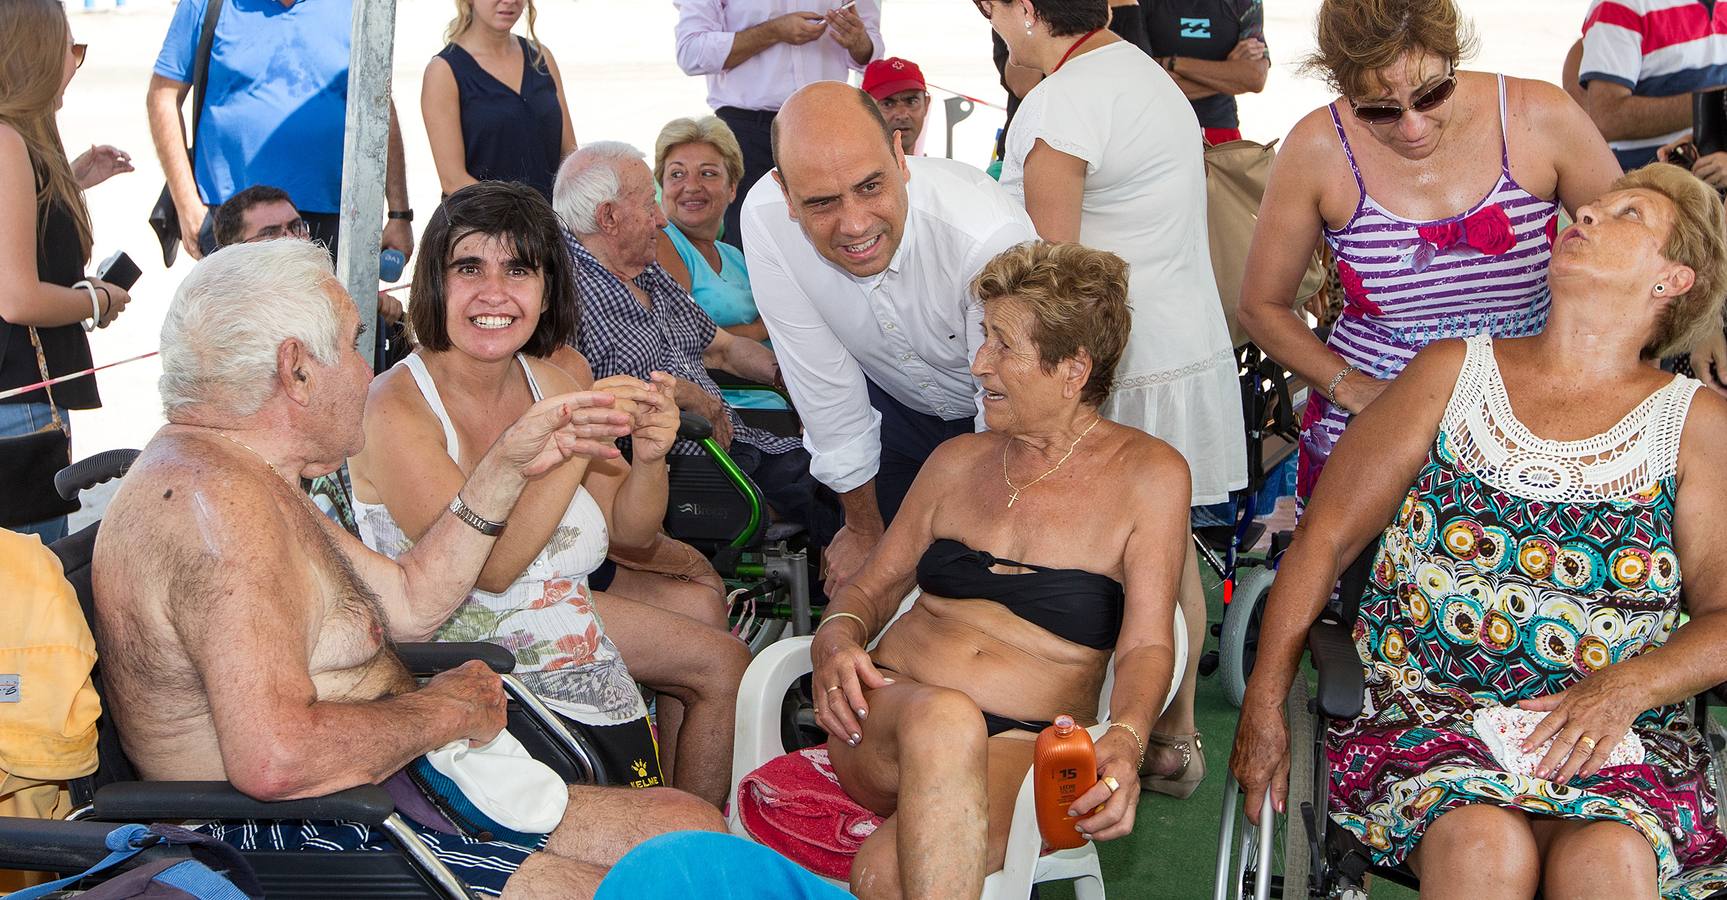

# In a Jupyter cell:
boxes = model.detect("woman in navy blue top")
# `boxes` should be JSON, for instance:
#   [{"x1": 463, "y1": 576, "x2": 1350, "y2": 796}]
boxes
[{"x1": 421, "y1": 0, "x2": 575, "y2": 199}]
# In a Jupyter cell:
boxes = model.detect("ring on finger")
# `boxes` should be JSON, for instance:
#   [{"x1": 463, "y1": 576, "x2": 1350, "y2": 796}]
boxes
[
  {"x1": 1578, "y1": 735, "x2": 1597, "y2": 752},
  {"x1": 1102, "y1": 775, "x2": 1120, "y2": 794},
  {"x1": 825, "y1": 685, "x2": 842, "y2": 694}
]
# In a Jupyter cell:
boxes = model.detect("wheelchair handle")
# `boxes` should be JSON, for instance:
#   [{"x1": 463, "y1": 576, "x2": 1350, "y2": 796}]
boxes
[
  {"x1": 678, "y1": 411, "x2": 714, "y2": 441},
  {"x1": 55, "y1": 448, "x2": 141, "y2": 500}
]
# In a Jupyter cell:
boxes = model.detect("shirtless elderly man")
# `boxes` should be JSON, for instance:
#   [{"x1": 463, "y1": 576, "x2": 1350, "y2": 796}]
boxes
[{"x1": 92, "y1": 239, "x2": 722, "y2": 898}]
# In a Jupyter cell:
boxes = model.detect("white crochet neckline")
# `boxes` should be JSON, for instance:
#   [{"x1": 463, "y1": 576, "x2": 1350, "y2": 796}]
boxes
[{"x1": 1440, "y1": 334, "x2": 1698, "y2": 504}]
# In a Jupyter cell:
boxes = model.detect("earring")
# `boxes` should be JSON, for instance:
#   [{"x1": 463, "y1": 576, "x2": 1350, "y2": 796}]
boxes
[
  {"x1": 1655, "y1": 284, "x2": 1667, "y2": 295},
  {"x1": 1024, "y1": 19, "x2": 1033, "y2": 33}
]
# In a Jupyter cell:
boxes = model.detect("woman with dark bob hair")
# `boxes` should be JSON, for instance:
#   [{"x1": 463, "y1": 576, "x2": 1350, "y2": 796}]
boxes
[
  {"x1": 798, "y1": 241, "x2": 1190, "y2": 896},
  {"x1": 1232, "y1": 163, "x2": 1727, "y2": 899},
  {"x1": 1238, "y1": 0, "x2": 1620, "y2": 510},
  {"x1": 348, "y1": 182, "x2": 750, "y2": 806}
]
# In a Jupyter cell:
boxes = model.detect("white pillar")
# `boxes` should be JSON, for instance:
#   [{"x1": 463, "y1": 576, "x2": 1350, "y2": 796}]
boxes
[{"x1": 335, "y1": 0, "x2": 397, "y2": 363}]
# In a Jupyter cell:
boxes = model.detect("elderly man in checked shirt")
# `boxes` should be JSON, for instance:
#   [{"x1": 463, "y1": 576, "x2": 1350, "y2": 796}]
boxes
[{"x1": 554, "y1": 141, "x2": 843, "y2": 554}]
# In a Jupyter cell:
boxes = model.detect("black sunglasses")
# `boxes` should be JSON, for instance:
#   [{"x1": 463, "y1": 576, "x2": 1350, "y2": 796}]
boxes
[{"x1": 1350, "y1": 71, "x2": 1457, "y2": 124}]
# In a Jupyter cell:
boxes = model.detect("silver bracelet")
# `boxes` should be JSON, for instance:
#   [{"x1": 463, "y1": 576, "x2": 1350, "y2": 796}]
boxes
[
  {"x1": 73, "y1": 280, "x2": 100, "y2": 332},
  {"x1": 448, "y1": 494, "x2": 506, "y2": 536},
  {"x1": 1324, "y1": 364, "x2": 1357, "y2": 403}
]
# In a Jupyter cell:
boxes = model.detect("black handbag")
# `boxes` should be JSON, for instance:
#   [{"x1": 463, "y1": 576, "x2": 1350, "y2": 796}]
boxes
[
  {"x1": 147, "y1": 0, "x2": 225, "y2": 267},
  {"x1": 0, "y1": 328, "x2": 78, "y2": 527}
]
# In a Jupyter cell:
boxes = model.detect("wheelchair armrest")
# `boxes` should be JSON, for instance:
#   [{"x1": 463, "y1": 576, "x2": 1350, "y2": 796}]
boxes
[
  {"x1": 1307, "y1": 616, "x2": 1364, "y2": 721},
  {"x1": 93, "y1": 782, "x2": 396, "y2": 826},
  {"x1": 678, "y1": 411, "x2": 714, "y2": 441},
  {"x1": 0, "y1": 815, "x2": 182, "y2": 872},
  {"x1": 394, "y1": 641, "x2": 515, "y2": 675}
]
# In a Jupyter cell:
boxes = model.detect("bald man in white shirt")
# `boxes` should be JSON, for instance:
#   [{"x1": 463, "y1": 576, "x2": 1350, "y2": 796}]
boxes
[
  {"x1": 674, "y1": 0, "x2": 883, "y2": 248},
  {"x1": 742, "y1": 83, "x2": 1036, "y2": 593}
]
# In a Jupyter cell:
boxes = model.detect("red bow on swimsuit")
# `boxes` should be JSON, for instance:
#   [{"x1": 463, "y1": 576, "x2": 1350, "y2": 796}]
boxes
[{"x1": 1413, "y1": 203, "x2": 1517, "y2": 272}]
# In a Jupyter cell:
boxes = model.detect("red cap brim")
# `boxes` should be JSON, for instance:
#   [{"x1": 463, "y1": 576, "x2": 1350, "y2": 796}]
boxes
[{"x1": 866, "y1": 78, "x2": 927, "y2": 101}]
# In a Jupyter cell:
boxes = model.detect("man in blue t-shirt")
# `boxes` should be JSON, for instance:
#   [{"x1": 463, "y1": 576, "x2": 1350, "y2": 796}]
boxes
[{"x1": 145, "y1": 0, "x2": 415, "y2": 262}]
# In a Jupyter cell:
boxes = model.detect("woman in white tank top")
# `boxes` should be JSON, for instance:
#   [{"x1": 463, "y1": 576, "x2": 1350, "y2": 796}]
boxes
[{"x1": 347, "y1": 184, "x2": 749, "y2": 807}]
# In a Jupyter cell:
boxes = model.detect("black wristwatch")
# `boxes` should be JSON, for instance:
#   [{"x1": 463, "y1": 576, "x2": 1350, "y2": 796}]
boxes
[{"x1": 387, "y1": 209, "x2": 414, "y2": 222}]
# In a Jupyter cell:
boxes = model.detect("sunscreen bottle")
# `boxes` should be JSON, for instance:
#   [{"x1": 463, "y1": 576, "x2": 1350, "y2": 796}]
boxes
[{"x1": 1033, "y1": 715, "x2": 1098, "y2": 849}]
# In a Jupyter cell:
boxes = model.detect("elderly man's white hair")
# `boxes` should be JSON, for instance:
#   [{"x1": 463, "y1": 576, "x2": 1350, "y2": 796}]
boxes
[
  {"x1": 159, "y1": 239, "x2": 345, "y2": 419},
  {"x1": 554, "y1": 140, "x2": 647, "y2": 235}
]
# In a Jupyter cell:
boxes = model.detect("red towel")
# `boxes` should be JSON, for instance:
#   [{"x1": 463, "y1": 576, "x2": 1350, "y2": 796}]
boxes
[{"x1": 735, "y1": 745, "x2": 884, "y2": 881}]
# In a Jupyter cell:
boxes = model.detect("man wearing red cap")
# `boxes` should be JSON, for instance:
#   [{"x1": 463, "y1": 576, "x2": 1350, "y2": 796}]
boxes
[{"x1": 863, "y1": 57, "x2": 930, "y2": 156}]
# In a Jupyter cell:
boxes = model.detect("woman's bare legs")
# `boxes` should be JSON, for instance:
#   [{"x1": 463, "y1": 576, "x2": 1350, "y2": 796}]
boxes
[
  {"x1": 594, "y1": 581, "x2": 746, "y2": 808},
  {"x1": 1533, "y1": 817, "x2": 1659, "y2": 900},
  {"x1": 1408, "y1": 804, "x2": 1541, "y2": 899},
  {"x1": 827, "y1": 678, "x2": 1035, "y2": 900},
  {"x1": 1147, "y1": 542, "x2": 1206, "y2": 781}
]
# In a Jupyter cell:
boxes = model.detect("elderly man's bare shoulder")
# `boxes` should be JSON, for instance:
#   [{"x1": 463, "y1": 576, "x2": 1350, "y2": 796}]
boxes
[{"x1": 100, "y1": 431, "x2": 311, "y2": 578}]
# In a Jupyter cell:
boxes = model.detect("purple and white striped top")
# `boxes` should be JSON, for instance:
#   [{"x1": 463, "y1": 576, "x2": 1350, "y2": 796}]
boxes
[
  {"x1": 1321, "y1": 74, "x2": 1559, "y2": 380},
  {"x1": 1297, "y1": 74, "x2": 1560, "y2": 501}
]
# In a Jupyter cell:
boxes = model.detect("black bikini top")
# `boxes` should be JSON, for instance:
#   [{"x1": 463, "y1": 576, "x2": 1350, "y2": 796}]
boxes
[{"x1": 915, "y1": 539, "x2": 1125, "y2": 650}]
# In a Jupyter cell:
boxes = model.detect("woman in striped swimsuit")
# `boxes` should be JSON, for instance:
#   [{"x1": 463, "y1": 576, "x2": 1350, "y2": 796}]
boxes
[{"x1": 1238, "y1": 0, "x2": 1621, "y2": 507}]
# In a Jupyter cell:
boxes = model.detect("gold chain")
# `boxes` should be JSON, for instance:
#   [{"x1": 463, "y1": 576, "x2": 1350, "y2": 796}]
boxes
[{"x1": 1001, "y1": 417, "x2": 1101, "y2": 508}]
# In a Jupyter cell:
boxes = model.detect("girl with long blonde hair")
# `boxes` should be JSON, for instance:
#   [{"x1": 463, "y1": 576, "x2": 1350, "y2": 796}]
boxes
[
  {"x1": 0, "y1": 0, "x2": 135, "y2": 541},
  {"x1": 420, "y1": 0, "x2": 576, "y2": 199}
]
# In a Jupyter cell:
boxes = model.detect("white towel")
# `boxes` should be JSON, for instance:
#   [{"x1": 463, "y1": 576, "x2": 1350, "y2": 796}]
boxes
[{"x1": 426, "y1": 731, "x2": 569, "y2": 833}]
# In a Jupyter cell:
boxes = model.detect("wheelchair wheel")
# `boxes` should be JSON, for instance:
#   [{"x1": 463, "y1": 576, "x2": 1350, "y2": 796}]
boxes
[
  {"x1": 1215, "y1": 677, "x2": 1315, "y2": 900},
  {"x1": 1219, "y1": 564, "x2": 1277, "y2": 709}
]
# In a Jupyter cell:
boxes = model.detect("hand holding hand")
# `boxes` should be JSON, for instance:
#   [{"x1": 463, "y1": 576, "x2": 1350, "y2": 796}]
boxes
[
  {"x1": 1071, "y1": 728, "x2": 1141, "y2": 841},
  {"x1": 425, "y1": 659, "x2": 508, "y2": 745},
  {"x1": 499, "y1": 390, "x2": 632, "y2": 478},
  {"x1": 630, "y1": 372, "x2": 682, "y2": 462},
  {"x1": 774, "y1": 11, "x2": 828, "y2": 45},
  {"x1": 812, "y1": 622, "x2": 891, "y2": 747},
  {"x1": 72, "y1": 144, "x2": 134, "y2": 189},
  {"x1": 1518, "y1": 669, "x2": 1646, "y2": 784}
]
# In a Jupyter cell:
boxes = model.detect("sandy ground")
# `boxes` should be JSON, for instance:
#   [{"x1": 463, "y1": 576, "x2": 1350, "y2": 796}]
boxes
[{"x1": 56, "y1": 0, "x2": 1583, "y2": 523}]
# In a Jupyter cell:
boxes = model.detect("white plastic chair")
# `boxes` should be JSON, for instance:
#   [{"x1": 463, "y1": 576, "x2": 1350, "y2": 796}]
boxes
[{"x1": 728, "y1": 589, "x2": 1187, "y2": 899}]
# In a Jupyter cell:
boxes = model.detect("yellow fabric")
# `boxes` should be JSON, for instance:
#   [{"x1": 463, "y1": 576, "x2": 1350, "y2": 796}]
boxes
[
  {"x1": 0, "y1": 771, "x2": 69, "y2": 890},
  {"x1": 0, "y1": 530, "x2": 99, "y2": 779}
]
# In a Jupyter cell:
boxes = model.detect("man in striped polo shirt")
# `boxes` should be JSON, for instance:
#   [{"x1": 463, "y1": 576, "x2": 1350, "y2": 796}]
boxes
[{"x1": 1578, "y1": 0, "x2": 1727, "y2": 170}]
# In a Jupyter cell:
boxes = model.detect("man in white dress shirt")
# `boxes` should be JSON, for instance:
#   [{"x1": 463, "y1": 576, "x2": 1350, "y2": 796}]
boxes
[
  {"x1": 674, "y1": 0, "x2": 883, "y2": 248},
  {"x1": 742, "y1": 82, "x2": 1036, "y2": 591}
]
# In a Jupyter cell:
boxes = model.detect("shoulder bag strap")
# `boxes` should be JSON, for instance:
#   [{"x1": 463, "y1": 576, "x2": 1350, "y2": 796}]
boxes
[
  {"x1": 25, "y1": 326, "x2": 68, "y2": 437},
  {"x1": 186, "y1": 0, "x2": 226, "y2": 161}
]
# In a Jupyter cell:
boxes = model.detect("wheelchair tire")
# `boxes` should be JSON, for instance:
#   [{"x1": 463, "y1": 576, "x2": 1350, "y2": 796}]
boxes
[
  {"x1": 1282, "y1": 676, "x2": 1315, "y2": 898},
  {"x1": 1219, "y1": 564, "x2": 1278, "y2": 709}
]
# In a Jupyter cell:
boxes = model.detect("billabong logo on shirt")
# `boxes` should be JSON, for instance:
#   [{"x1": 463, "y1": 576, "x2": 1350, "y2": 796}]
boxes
[{"x1": 1180, "y1": 17, "x2": 1212, "y2": 38}]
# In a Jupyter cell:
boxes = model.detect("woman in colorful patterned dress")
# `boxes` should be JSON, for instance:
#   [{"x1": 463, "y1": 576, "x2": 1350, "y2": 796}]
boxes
[
  {"x1": 1237, "y1": 0, "x2": 1621, "y2": 506},
  {"x1": 1231, "y1": 163, "x2": 1727, "y2": 898}
]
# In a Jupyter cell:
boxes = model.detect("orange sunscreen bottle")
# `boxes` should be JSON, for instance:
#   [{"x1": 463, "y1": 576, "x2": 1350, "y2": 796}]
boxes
[{"x1": 1034, "y1": 715, "x2": 1098, "y2": 849}]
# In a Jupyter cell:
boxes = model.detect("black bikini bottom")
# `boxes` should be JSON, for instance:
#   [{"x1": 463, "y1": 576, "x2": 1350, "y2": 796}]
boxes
[{"x1": 872, "y1": 664, "x2": 1051, "y2": 737}]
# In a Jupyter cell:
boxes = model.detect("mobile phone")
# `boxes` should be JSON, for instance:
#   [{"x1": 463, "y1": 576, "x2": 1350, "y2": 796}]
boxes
[{"x1": 96, "y1": 250, "x2": 141, "y2": 290}]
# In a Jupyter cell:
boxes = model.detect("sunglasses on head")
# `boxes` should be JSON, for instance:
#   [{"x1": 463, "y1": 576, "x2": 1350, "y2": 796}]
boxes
[
  {"x1": 1350, "y1": 71, "x2": 1457, "y2": 124},
  {"x1": 71, "y1": 42, "x2": 87, "y2": 69}
]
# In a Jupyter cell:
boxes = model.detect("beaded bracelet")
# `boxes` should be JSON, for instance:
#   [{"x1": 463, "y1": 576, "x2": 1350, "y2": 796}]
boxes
[{"x1": 1325, "y1": 363, "x2": 1358, "y2": 404}]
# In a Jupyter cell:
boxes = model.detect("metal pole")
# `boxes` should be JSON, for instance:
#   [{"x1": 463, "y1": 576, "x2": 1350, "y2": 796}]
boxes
[{"x1": 335, "y1": 0, "x2": 396, "y2": 366}]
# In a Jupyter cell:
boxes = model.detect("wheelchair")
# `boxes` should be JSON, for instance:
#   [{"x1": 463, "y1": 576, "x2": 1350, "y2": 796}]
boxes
[
  {"x1": 0, "y1": 451, "x2": 607, "y2": 899},
  {"x1": 656, "y1": 370, "x2": 824, "y2": 652},
  {"x1": 1213, "y1": 548, "x2": 1727, "y2": 900},
  {"x1": 1195, "y1": 340, "x2": 1308, "y2": 709}
]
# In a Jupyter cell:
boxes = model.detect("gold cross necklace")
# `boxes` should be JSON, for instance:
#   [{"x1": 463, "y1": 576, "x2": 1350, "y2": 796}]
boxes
[{"x1": 1002, "y1": 416, "x2": 1101, "y2": 508}]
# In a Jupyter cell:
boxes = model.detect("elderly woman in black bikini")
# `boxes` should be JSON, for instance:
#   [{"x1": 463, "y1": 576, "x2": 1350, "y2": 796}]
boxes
[{"x1": 810, "y1": 241, "x2": 1189, "y2": 899}]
